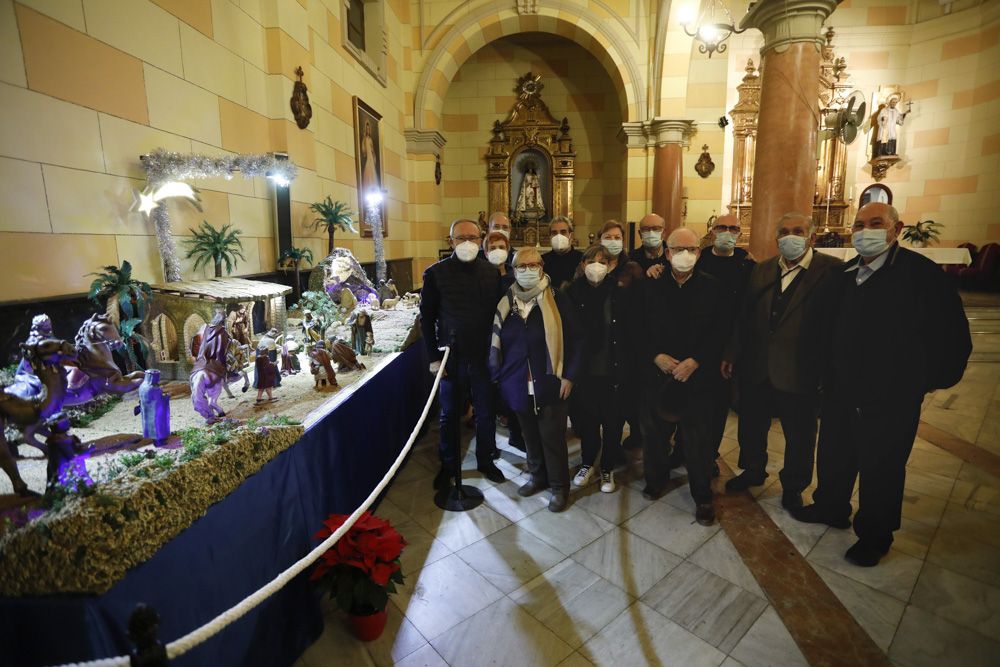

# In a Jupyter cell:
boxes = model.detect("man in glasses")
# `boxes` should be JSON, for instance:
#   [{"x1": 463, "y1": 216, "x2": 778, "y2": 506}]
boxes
[
  {"x1": 640, "y1": 227, "x2": 726, "y2": 526},
  {"x1": 421, "y1": 219, "x2": 506, "y2": 490},
  {"x1": 722, "y1": 213, "x2": 841, "y2": 512}
]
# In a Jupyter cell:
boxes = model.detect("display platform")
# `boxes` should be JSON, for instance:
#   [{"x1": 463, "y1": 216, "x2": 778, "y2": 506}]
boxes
[{"x1": 0, "y1": 342, "x2": 432, "y2": 667}]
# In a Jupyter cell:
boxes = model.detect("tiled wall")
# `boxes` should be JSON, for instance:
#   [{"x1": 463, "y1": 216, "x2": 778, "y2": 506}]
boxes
[
  {"x1": 438, "y1": 33, "x2": 625, "y2": 243},
  {"x1": 0, "y1": 0, "x2": 414, "y2": 302}
]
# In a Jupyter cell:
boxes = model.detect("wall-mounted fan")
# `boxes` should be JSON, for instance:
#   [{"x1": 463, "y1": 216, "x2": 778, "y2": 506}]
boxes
[{"x1": 820, "y1": 90, "x2": 867, "y2": 144}]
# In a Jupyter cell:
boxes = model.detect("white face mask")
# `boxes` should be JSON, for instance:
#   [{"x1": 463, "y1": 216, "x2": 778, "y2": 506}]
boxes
[
  {"x1": 601, "y1": 238, "x2": 623, "y2": 256},
  {"x1": 486, "y1": 248, "x2": 508, "y2": 266},
  {"x1": 492, "y1": 227, "x2": 510, "y2": 239},
  {"x1": 669, "y1": 250, "x2": 697, "y2": 273},
  {"x1": 641, "y1": 231, "x2": 663, "y2": 248},
  {"x1": 584, "y1": 262, "x2": 608, "y2": 284},
  {"x1": 454, "y1": 241, "x2": 479, "y2": 262},
  {"x1": 514, "y1": 267, "x2": 541, "y2": 289},
  {"x1": 550, "y1": 234, "x2": 570, "y2": 252}
]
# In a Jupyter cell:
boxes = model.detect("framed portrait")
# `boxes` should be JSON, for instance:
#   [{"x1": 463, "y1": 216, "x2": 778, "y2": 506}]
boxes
[{"x1": 353, "y1": 97, "x2": 387, "y2": 238}]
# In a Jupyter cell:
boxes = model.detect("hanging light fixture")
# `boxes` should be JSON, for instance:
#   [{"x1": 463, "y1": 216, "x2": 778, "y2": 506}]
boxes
[{"x1": 679, "y1": 1, "x2": 747, "y2": 58}]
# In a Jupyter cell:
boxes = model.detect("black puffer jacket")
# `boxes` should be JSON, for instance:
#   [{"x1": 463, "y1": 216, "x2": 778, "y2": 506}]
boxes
[{"x1": 420, "y1": 255, "x2": 500, "y2": 366}]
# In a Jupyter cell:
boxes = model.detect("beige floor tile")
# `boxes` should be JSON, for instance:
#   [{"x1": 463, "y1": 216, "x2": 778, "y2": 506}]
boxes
[
  {"x1": 889, "y1": 605, "x2": 1000, "y2": 667},
  {"x1": 729, "y1": 606, "x2": 809, "y2": 667},
  {"x1": 623, "y1": 502, "x2": 720, "y2": 558},
  {"x1": 812, "y1": 564, "x2": 906, "y2": 652},
  {"x1": 580, "y1": 601, "x2": 727, "y2": 667},
  {"x1": 939, "y1": 502, "x2": 1000, "y2": 550},
  {"x1": 899, "y1": 490, "x2": 948, "y2": 528},
  {"x1": 910, "y1": 563, "x2": 1000, "y2": 642},
  {"x1": 556, "y1": 652, "x2": 596, "y2": 666},
  {"x1": 518, "y1": 503, "x2": 615, "y2": 555},
  {"x1": 893, "y1": 517, "x2": 936, "y2": 560},
  {"x1": 393, "y1": 643, "x2": 448, "y2": 667},
  {"x1": 928, "y1": 528, "x2": 1000, "y2": 588},
  {"x1": 481, "y1": 478, "x2": 549, "y2": 522},
  {"x1": 687, "y1": 530, "x2": 766, "y2": 599},
  {"x1": 571, "y1": 527, "x2": 683, "y2": 597},
  {"x1": 757, "y1": 498, "x2": 828, "y2": 555},
  {"x1": 950, "y1": 463, "x2": 1000, "y2": 516},
  {"x1": 431, "y1": 597, "x2": 574, "y2": 667},
  {"x1": 455, "y1": 524, "x2": 567, "y2": 594},
  {"x1": 906, "y1": 446, "x2": 963, "y2": 479},
  {"x1": 511, "y1": 559, "x2": 634, "y2": 650},
  {"x1": 903, "y1": 468, "x2": 957, "y2": 502},
  {"x1": 573, "y1": 483, "x2": 657, "y2": 525},
  {"x1": 807, "y1": 530, "x2": 923, "y2": 602},
  {"x1": 410, "y1": 502, "x2": 511, "y2": 552}
]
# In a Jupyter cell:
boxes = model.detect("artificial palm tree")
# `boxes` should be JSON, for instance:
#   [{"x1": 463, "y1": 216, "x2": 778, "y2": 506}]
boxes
[
  {"x1": 309, "y1": 197, "x2": 357, "y2": 255},
  {"x1": 87, "y1": 260, "x2": 153, "y2": 370},
  {"x1": 184, "y1": 221, "x2": 246, "y2": 278},
  {"x1": 280, "y1": 246, "x2": 314, "y2": 303}
]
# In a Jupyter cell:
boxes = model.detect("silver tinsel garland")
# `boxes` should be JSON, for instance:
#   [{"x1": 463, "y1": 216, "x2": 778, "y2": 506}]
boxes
[{"x1": 139, "y1": 148, "x2": 298, "y2": 283}]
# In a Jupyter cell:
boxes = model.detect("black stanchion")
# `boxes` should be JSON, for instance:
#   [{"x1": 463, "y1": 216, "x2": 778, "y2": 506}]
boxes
[
  {"x1": 128, "y1": 604, "x2": 168, "y2": 667},
  {"x1": 433, "y1": 467, "x2": 484, "y2": 511}
]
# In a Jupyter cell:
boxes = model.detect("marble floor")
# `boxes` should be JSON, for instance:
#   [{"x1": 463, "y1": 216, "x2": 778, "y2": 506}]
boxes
[{"x1": 295, "y1": 306, "x2": 1000, "y2": 667}]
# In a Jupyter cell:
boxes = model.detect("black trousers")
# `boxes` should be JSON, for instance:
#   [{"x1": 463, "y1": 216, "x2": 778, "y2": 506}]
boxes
[
  {"x1": 494, "y1": 386, "x2": 523, "y2": 446},
  {"x1": 736, "y1": 380, "x2": 818, "y2": 493},
  {"x1": 438, "y1": 359, "x2": 495, "y2": 470},
  {"x1": 641, "y1": 386, "x2": 715, "y2": 504},
  {"x1": 575, "y1": 377, "x2": 627, "y2": 471},
  {"x1": 517, "y1": 400, "x2": 570, "y2": 493},
  {"x1": 812, "y1": 397, "x2": 922, "y2": 550}
]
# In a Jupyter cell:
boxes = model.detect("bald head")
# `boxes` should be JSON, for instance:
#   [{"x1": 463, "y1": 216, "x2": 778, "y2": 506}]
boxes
[
  {"x1": 856, "y1": 202, "x2": 899, "y2": 226},
  {"x1": 488, "y1": 212, "x2": 511, "y2": 238},
  {"x1": 667, "y1": 227, "x2": 699, "y2": 248},
  {"x1": 714, "y1": 214, "x2": 738, "y2": 229},
  {"x1": 853, "y1": 202, "x2": 902, "y2": 250},
  {"x1": 639, "y1": 213, "x2": 665, "y2": 230}
]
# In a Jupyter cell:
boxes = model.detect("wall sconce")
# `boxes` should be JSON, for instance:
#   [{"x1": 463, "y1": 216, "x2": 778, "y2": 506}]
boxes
[{"x1": 679, "y1": 1, "x2": 746, "y2": 58}]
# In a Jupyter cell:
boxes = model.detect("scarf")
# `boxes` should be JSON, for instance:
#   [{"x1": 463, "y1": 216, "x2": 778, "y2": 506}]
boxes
[{"x1": 489, "y1": 274, "x2": 564, "y2": 379}]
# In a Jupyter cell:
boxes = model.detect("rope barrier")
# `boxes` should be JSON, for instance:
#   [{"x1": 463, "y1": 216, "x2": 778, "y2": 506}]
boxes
[{"x1": 52, "y1": 347, "x2": 450, "y2": 667}]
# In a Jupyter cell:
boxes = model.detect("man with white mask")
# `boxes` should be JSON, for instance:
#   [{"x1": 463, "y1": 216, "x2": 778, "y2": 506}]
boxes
[
  {"x1": 639, "y1": 227, "x2": 727, "y2": 525},
  {"x1": 543, "y1": 216, "x2": 582, "y2": 290},
  {"x1": 722, "y1": 213, "x2": 841, "y2": 513},
  {"x1": 421, "y1": 219, "x2": 505, "y2": 490},
  {"x1": 793, "y1": 203, "x2": 970, "y2": 567}
]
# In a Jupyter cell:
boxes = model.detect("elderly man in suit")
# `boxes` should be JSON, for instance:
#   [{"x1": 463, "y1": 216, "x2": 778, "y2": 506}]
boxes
[
  {"x1": 793, "y1": 203, "x2": 971, "y2": 567},
  {"x1": 723, "y1": 213, "x2": 842, "y2": 510}
]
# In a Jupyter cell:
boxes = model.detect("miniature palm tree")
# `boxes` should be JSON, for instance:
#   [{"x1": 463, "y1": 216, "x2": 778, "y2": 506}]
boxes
[
  {"x1": 901, "y1": 219, "x2": 942, "y2": 247},
  {"x1": 184, "y1": 221, "x2": 246, "y2": 278},
  {"x1": 309, "y1": 197, "x2": 357, "y2": 254},
  {"x1": 280, "y1": 246, "x2": 315, "y2": 303},
  {"x1": 87, "y1": 261, "x2": 153, "y2": 370}
]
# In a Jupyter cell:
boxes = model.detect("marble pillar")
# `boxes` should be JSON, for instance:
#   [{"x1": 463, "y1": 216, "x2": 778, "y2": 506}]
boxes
[
  {"x1": 619, "y1": 119, "x2": 696, "y2": 233},
  {"x1": 741, "y1": 0, "x2": 839, "y2": 259}
]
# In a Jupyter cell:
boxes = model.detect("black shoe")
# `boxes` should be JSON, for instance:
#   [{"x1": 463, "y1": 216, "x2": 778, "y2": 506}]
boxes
[
  {"x1": 507, "y1": 436, "x2": 526, "y2": 452},
  {"x1": 781, "y1": 490, "x2": 803, "y2": 510},
  {"x1": 641, "y1": 485, "x2": 665, "y2": 501},
  {"x1": 477, "y1": 463, "x2": 505, "y2": 483},
  {"x1": 518, "y1": 479, "x2": 549, "y2": 497},
  {"x1": 724, "y1": 472, "x2": 767, "y2": 493},
  {"x1": 548, "y1": 491, "x2": 569, "y2": 513},
  {"x1": 789, "y1": 504, "x2": 851, "y2": 529},
  {"x1": 844, "y1": 540, "x2": 889, "y2": 567},
  {"x1": 433, "y1": 467, "x2": 453, "y2": 490},
  {"x1": 695, "y1": 502, "x2": 716, "y2": 526}
]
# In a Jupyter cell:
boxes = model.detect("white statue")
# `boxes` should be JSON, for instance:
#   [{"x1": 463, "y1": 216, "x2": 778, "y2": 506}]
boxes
[
  {"x1": 515, "y1": 164, "x2": 545, "y2": 219},
  {"x1": 875, "y1": 96, "x2": 909, "y2": 157}
]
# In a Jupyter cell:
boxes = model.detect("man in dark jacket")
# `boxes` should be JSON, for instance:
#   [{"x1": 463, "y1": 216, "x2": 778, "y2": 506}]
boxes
[
  {"x1": 640, "y1": 227, "x2": 727, "y2": 525},
  {"x1": 420, "y1": 219, "x2": 505, "y2": 488},
  {"x1": 629, "y1": 213, "x2": 669, "y2": 274},
  {"x1": 542, "y1": 216, "x2": 583, "y2": 290},
  {"x1": 792, "y1": 203, "x2": 971, "y2": 567},
  {"x1": 723, "y1": 213, "x2": 842, "y2": 511}
]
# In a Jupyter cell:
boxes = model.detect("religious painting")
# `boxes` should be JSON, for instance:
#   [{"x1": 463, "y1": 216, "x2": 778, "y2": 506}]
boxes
[{"x1": 353, "y1": 97, "x2": 387, "y2": 238}]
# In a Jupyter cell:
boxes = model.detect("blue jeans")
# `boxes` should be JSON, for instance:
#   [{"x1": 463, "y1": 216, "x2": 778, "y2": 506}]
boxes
[{"x1": 438, "y1": 359, "x2": 496, "y2": 471}]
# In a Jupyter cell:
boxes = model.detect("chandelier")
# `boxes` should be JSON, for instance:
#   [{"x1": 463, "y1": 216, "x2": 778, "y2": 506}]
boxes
[{"x1": 679, "y1": 1, "x2": 747, "y2": 58}]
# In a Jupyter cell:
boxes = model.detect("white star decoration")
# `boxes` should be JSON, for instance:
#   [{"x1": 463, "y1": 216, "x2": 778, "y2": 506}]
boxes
[{"x1": 131, "y1": 181, "x2": 202, "y2": 217}]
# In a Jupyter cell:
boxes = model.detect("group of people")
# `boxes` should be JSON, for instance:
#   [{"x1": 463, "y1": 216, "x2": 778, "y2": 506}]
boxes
[{"x1": 420, "y1": 205, "x2": 971, "y2": 567}]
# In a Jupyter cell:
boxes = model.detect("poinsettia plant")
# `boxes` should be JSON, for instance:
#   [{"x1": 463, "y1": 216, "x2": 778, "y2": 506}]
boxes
[{"x1": 310, "y1": 512, "x2": 406, "y2": 615}]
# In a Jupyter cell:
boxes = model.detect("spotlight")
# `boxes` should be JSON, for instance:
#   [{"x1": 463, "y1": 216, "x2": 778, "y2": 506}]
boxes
[{"x1": 365, "y1": 189, "x2": 384, "y2": 207}]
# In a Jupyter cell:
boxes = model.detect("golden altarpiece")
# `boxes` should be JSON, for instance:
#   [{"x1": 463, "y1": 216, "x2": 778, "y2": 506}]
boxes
[
  {"x1": 728, "y1": 28, "x2": 854, "y2": 240},
  {"x1": 486, "y1": 73, "x2": 576, "y2": 246}
]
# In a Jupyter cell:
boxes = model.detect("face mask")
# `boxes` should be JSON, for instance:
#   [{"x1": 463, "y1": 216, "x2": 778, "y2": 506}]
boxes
[
  {"x1": 454, "y1": 241, "x2": 479, "y2": 262},
  {"x1": 601, "y1": 238, "x2": 623, "y2": 256},
  {"x1": 492, "y1": 228, "x2": 510, "y2": 239},
  {"x1": 713, "y1": 231, "x2": 737, "y2": 252},
  {"x1": 641, "y1": 231, "x2": 663, "y2": 248},
  {"x1": 550, "y1": 234, "x2": 570, "y2": 252},
  {"x1": 486, "y1": 248, "x2": 508, "y2": 266},
  {"x1": 514, "y1": 267, "x2": 541, "y2": 289},
  {"x1": 853, "y1": 228, "x2": 890, "y2": 258},
  {"x1": 777, "y1": 235, "x2": 807, "y2": 262},
  {"x1": 584, "y1": 263, "x2": 608, "y2": 284},
  {"x1": 670, "y1": 250, "x2": 697, "y2": 273}
]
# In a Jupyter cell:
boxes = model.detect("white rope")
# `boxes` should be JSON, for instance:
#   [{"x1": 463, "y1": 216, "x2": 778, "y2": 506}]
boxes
[{"x1": 52, "y1": 347, "x2": 449, "y2": 667}]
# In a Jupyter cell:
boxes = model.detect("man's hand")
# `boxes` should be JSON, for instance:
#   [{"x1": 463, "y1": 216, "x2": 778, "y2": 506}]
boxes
[
  {"x1": 429, "y1": 360, "x2": 446, "y2": 376},
  {"x1": 654, "y1": 354, "x2": 679, "y2": 374},
  {"x1": 647, "y1": 264, "x2": 666, "y2": 280},
  {"x1": 721, "y1": 360, "x2": 734, "y2": 380},
  {"x1": 672, "y1": 358, "x2": 699, "y2": 382},
  {"x1": 559, "y1": 378, "x2": 573, "y2": 400}
]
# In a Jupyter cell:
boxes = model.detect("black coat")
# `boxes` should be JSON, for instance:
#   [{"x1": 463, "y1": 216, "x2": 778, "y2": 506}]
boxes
[
  {"x1": 565, "y1": 275, "x2": 640, "y2": 387},
  {"x1": 824, "y1": 244, "x2": 971, "y2": 405},
  {"x1": 543, "y1": 247, "x2": 583, "y2": 291},
  {"x1": 420, "y1": 255, "x2": 500, "y2": 366}
]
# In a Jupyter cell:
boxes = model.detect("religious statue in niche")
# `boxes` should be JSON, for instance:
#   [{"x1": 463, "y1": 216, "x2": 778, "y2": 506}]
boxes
[
  {"x1": 290, "y1": 66, "x2": 312, "y2": 130},
  {"x1": 514, "y1": 162, "x2": 545, "y2": 221},
  {"x1": 873, "y1": 94, "x2": 910, "y2": 157}
]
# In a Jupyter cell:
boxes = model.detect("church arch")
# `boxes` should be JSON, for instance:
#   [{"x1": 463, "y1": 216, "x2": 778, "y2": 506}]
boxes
[{"x1": 413, "y1": 4, "x2": 645, "y2": 131}]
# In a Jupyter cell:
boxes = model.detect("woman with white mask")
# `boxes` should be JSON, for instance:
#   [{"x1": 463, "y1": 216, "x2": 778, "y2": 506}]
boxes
[
  {"x1": 484, "y1": 231, "x2": 514, "y2": 290},
  {"x1": 564, "y1": 245, "x2": 640, "y2": 493},
  {"x1": 598, "y1": 219, "x2": 626, "y2": 276}
]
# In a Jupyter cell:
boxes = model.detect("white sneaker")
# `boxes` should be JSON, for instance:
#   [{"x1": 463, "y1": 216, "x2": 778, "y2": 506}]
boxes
[
  {"x1": 573, "y1": 465, "x2": 595, "y2": 487},
  {"x1": 600, "y1": 471, "x2": 616, "y2": 493}
]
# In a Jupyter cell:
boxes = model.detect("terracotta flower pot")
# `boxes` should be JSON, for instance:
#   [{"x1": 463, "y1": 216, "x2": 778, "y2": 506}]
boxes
[{"x1": 348, "y1": 609, "x2": 388, "y2": 641}]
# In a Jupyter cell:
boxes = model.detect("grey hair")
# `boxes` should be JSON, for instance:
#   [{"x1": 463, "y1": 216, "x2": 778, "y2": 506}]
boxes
[
  {"x1": 775, "y1": 213, "x2": 816, "y2": 237},
  {"x1": 513, "y1": 247, "x2": 543, "y2": 267},
  {"x1": 449, "y1": 219, "x2": 480, "y2": 238},
  {"x1": 550, "y1": 216, "x2": 574, "y2": 232},
  {"x1": 666, "y1": 227, "x2": 699, "y2": 248}
]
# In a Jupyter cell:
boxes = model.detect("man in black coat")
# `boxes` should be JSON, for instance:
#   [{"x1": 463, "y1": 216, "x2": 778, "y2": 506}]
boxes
[
  {"x1": 639, "y1": 227, "x2": 728, "y2": 526},
  {"x1": 420, "y1": 219, "x2": 506, "y2": 488},
  {"x1": 542, "y1": 216, "x2": 583, "y2": 291},
  {"x1": 792, "y1": 203, "x2": 971, "y2": 567},
  {"x1": 629, "y1": 213, "x2": 669, "y2": 274},
  {"x1": 723, "y1": 213, "x2": 842, "y2": 510}
]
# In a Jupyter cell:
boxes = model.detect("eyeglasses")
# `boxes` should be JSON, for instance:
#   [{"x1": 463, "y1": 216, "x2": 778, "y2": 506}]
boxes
[
  {"x1": 515, "y1": 263, "x2": 543, "y2": 271},
  {"x1": 712, "y1": 225, "x2": 740, "y2": 233},
  {"x1": 669, "y1": 246, "x2": 699, "y2": 253},
  {"x1": 452, "y1": 235, "x2": 481, "y2": 243},
  {"x1": 639, "y1": 226, "x2": 664, "y2": 233}
]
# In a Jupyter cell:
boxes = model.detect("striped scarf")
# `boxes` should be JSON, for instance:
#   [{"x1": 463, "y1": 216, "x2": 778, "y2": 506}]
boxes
[{"x1": 489, "y1": 274, "x2": 564, "y2": 379}]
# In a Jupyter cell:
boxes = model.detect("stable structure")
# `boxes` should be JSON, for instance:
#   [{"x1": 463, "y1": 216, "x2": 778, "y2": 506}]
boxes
[{"x1": 144, "y1": 278, "x2": 291, "y2": 380}]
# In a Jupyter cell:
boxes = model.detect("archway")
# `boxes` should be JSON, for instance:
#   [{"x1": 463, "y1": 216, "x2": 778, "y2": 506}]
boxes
[
  {"x1": 183, "y1": 313, "x2": 207, "y2": 361},
  {"x1": 149, "y1": 314, "x2": 179, "y2": 362}
]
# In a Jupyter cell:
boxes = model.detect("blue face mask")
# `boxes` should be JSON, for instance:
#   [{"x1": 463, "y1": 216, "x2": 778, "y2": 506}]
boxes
[
  {"x1": 777, "y1": 234, "x2": 807, "y2": 261},
  {"x1": 714, "y1": 232, "x2": 736, "y2": 252},
  {"x1": 853, "y1": 229, "x2": 890, "y2": 257},
  {"x1": 515, "y1": 267, "x2": 541, "y2": 290}
]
